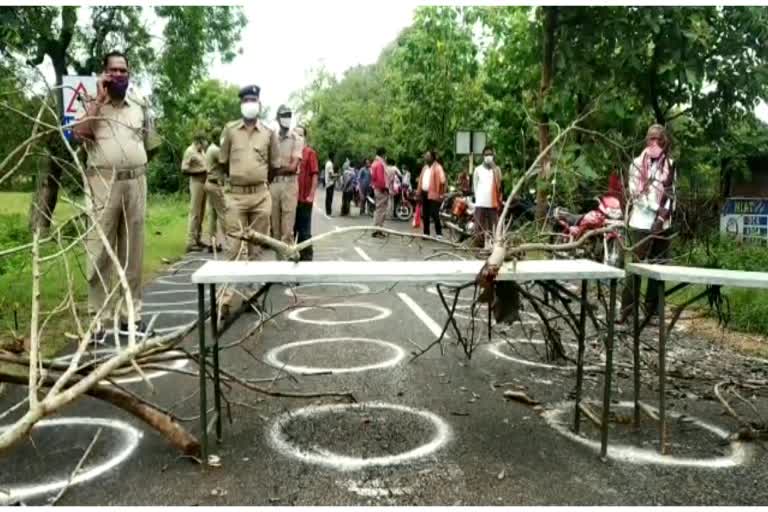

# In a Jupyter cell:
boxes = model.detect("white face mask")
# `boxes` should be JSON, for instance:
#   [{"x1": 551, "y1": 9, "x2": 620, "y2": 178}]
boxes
[
  {"x1": 278, "y1": 117, "x2": 291, "y2": 129},
  {"x1": 484, "y1": 155, "x2": 494, "y2": 166},
  {"x1": 241, "y1": 101, "x2": 261, "y2": 120}
]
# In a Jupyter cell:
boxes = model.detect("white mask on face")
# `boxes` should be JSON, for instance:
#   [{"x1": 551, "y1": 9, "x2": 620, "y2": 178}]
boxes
[
  {"x1": 241, "y1": 101, "x2": 261, "y2": 120},
  {"x1": 278, "y1": 117, "x2": 291, "y2": 129},
  {"x1": 484, "y1": 155, "x2": 494, "y2": 166}
]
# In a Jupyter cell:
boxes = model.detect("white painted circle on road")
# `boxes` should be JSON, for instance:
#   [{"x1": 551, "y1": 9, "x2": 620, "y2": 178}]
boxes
[
  {"x1": 283, "y1": 283, "x2": 371, "y2": 300},
  {"x1": 426, "y1": 285, "x2": 475, "y2": 302},
  {"x1": 288, "y1": 303, "x2": 391, "y2": 325},
  {"x1": 543, "y1": 401, "x2": 748, "y2": 468},
  {"x1": 155, "y1": 273, "x2": 194, "y2": 286},
  {"x1": 105, "y1": 309, "x2": 197, "y2": 335},
  {"x1": 487, "y1": 340, "x2": 601, "y2": 371},
  {"x1": 54, "y1": 349, "x2": 189, "y2": 385},
  {"x1": 264, "y1": 338, "x2": 406, "y2": 374},
  {"x1": 268, "y1": 401, "x2": 452, "y2": 471},
  {"x1": 0, "y1": 417, "x2": 142, "y2": 504}
]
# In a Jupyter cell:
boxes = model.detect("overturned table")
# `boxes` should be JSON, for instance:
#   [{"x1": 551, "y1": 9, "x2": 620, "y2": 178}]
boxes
[
  {"x1": 626, "y1": 263, "x2": 768, "y2": 454},
  {"x1": 191, "y1": 259, "x2": 624, "y2": 462}
]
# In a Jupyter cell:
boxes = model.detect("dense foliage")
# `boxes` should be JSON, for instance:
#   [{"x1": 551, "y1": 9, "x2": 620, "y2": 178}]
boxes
[{"x1": 296, "y1": 6, "x2": 768, "y2": 213}]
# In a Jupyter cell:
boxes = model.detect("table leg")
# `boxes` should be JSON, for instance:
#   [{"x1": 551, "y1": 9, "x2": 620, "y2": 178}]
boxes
[
  {"x1": 573, "y1": 280, "x2": 588, "y2": 433},
  {"x1": 600, "y1": 278, "x2": 617, "y2": 460},
  {"x1": 658, "y1": 280, "x2": 667, "y2": 454},
  {"x1": 633, "y1": 273, "x2": 641, "y2": 429},
  {"x1": 197, "y1": 283, "x2": 208, "y2": 464},
  {"x1": 210, "y1": 284, "x2": 222, "y2": 442}
]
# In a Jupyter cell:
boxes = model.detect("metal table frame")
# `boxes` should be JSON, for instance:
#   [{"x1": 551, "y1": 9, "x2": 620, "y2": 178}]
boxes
[
  {"x1": 627, "y1": 263, "x2": 768, "y2": 454},
  {"x1": 192, "y1": 259, "x2": 623, "y2": 463}
]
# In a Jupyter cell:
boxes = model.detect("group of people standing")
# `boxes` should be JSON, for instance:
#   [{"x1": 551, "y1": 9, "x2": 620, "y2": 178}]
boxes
[
  {"x1": 322, "y1": 154, "x2": 412, "y2": 220},
  {"x1": 71, "y1": 48, "x2": 677, "y2": 343}
]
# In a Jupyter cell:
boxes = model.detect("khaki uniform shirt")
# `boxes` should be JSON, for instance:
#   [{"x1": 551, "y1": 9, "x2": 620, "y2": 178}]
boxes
[
  {"x1": 205, "y1": 143, "x2": 224, "y2": 181},
  {"x1": 273, "y1": 130, "x2": 305, "y2": 173},
  {"x1": 181, "y1": 144, "x2": 207, "y2": 175},
  {"x1": 219, "y1": 120, "x2": 278, "y2": 186},
  {"x1": 85, "y1": 95, "x2": 159, "y2": 170}
]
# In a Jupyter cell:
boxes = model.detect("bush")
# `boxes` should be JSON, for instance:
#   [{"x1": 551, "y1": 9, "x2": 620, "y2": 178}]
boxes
[
  {"x1": 0, "y1": 213, "x2": 31, "y2": 275},
  {"x1": 678, "y1": 234, "x2": 768, "y2": 335}
]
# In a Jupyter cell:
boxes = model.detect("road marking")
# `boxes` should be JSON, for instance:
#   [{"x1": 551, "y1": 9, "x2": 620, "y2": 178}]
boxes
[
  {"x1": 264, "y1": 337, "x2": 406, "y2": 374},
  {"x1": 0, "y1": 417, "x2": 142, "y2": 504},
  {"x1": 268, "y1": 401, "x2": 453, "y2": 471},
  {"x1": 283, "y1": 283, "x2": 370, "y2": 300},
  {"x1": 287, "y1": 303, "x2": 391, "y2": 325},
  {"x1": 354, "y1": 246, "x2": 372, "y2": 261},
  {"x1": 543, "y1": 401, "x2": 748, "y2": 468},
  {"x1": 54, "y1": 349, "x2": 190, "y2": 385},
  {"x1": 397, "y1": 292, "x2": 449, "y2": 339}
]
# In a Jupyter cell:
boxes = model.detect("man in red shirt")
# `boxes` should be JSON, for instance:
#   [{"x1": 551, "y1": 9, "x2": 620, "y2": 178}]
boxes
[
  {"x1": 293, "y1": 126, "x2": 319, "y2": 260},
  {"x1": 370, "y1": 147, "x2": 388, "y2": 238}
]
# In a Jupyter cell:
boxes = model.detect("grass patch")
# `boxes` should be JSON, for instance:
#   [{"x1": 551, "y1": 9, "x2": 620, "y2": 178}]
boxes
[
  {"x1": 668, "y1": 235, "x2": 768, "y2": 344},
  {"x1": 0, "y1": 191, "x2": 190, "y2": 356}
]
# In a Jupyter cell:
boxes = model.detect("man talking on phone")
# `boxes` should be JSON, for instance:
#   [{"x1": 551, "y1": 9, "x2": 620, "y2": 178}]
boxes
[{"x1": 74, "y1": 50, "x2": 161, "y2": 344}]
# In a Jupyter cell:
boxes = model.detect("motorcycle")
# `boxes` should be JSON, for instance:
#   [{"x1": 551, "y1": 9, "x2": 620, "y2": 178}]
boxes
[
  {"x1": 549, "y1": 179, "x2": 625, "y2": 267},
  {"x1": 439, "y1": 188, "x2": 476, "y2": 242},
  {"x1": 394, "y1": 187, "x2": 414, "y2": 221}
]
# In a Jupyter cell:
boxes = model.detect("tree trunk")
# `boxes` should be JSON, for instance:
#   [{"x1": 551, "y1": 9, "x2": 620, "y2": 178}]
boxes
[
  {"x1": 28, "y1": 143, "x2": 64, "y2": 232},
  {"x1": 28, "y1": 8, "x2": 76, "y2": 232},
  {"x1": 0, "y1": 373, "x2": 201, "y2": 458},
  {"x1": 534, "y1": 7, "x2": 558, "y2": 223}
]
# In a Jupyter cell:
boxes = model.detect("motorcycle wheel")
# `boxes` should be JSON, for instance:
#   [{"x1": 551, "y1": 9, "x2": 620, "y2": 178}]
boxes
[{"x1": 395, "y1": 203, "x2": 413, "y2": 221}]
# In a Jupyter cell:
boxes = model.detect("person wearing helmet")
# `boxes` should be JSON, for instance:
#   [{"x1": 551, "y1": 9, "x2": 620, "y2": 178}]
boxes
[{"x1": 269, "y1": 104, "x2": 304, "y2": 253}]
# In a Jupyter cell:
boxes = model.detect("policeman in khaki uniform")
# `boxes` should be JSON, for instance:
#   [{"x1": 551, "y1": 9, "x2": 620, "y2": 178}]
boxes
[
  {"x1": 203, "y1": 130, "x2": 227, "y2": 252},
  {"x1": 181, "y1": 132, "x2": 210, "y2": 252},
  {"x1": 73, "y1": 50, "x2": 161, "y2": 342},
  {"x1": 270, "y1": 105, "x2": 304, "y2": 250},
  {"x1": 219, "y1": 85, "x2": 278, "y2": 310}
]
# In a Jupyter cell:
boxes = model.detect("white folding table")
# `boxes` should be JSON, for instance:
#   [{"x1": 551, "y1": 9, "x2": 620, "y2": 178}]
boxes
[
  {"x1": 626, "y1": 263, "x2": 768, "y2": 454},
  {"x1": 191, "y1": 259, "x2": 624, "y2": 462}
]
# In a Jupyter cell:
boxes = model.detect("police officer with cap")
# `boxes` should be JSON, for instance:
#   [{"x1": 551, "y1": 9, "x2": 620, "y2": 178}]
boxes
[
  {"x1": 218, "y1": 84, "x2": 279, "y2": 311},
  {"x1": 270, "y1": 104, "x2": 304, "y2": 251}
]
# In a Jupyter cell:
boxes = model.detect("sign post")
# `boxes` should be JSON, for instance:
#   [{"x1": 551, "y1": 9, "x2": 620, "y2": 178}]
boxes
[
  {"x1": 62, "y1": 75, "x2": 97, "y2": 140},
  {"x1": 456, "y1": 129, "x2": 487, "y2": 176}
]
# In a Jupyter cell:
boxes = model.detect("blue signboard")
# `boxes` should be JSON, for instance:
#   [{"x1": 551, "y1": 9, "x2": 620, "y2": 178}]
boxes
[{"x1": 721, "y1": 198, "x2": 768, "y2": 244}]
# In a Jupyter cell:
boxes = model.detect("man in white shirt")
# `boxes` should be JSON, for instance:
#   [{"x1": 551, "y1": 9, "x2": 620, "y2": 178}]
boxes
[
  {"x1": 472, "y1": 145, "x2": 503, "y2": 249},
  {"x1": 324, "y1": 152, "x2": 337, "y2": 216},
  {"x1": 620, "y1": 124, "x2": 677, "y2": 323}
]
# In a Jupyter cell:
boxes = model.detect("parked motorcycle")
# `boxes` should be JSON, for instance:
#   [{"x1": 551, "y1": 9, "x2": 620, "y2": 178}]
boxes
[
  {"x1": 394, "y1": 187, "x2": 414, "y2": 221},
  {"x1": 440, "y1": 188, "x2": 476, "y2": 242},
  {"x1": 549, "y1": 175, "x2": 625, "y2": 267}
]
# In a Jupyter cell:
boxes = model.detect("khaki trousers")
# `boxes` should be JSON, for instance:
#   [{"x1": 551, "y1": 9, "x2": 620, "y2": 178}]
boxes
[
  {"x1": 223, "y1": 186, "x2": 271, "y2": 308},
  {"x1": 270, "y1": 178, "x2": 298, "y2": 246},
  {"x1": 186, "y1": 173, "x2": 208, "y2": 246},
  {"x1": 85, "y1": 172, "x2": 146, "y2": 323},
  {"x1": 204, "y1": 181, "x2": 227, "y2": 249},
  {"x1": 374, "y1": 188, "x2": 388, "y2": 227},
  {"x1": 225, "y1": 187, "x2": 272, "y2": 260}
]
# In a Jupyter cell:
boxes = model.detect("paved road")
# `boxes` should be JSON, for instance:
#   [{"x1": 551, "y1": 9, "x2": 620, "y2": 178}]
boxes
[{"x1": 2, "y1": 191, "x2": 767, "y2": 505}]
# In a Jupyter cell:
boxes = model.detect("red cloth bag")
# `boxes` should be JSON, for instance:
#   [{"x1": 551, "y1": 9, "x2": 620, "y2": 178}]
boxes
[{"x1": 412, "y1": 203, "x2": 422, "y2": 229}]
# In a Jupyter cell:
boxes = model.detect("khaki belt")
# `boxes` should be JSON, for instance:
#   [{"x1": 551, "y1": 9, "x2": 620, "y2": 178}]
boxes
[
  {"x1": 87, "y1": 167, "x2": 146, "y2": 181},
  {"x1": 230, "y1": 183, "x2": 267, "y2": 194}
]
